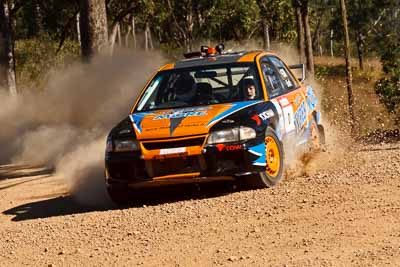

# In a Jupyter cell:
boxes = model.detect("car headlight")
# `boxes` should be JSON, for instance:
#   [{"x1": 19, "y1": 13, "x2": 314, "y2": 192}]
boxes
[
  {"x1": 113, "y1": 139, "x2": 139, "y2": 152},
  {"x1": 207, "y1": 126, "x2": 256, "y2": 144}
]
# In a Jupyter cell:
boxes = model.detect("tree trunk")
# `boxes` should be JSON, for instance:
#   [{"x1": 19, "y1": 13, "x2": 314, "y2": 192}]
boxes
[
  {"x1": 340, "y1": 0, "x2": 356, "y2": 136},
  {"x1": 145, "y1": 22, "x2": 154, "y2": 50},
  {"x1": 109, "y1": 22, "x2": 119, "y2": 54},
  {"x1": 330, "y1": 29, "x2": 334, "y2": 57},
  {"x1": 316, "y1": 30, "x2": 322, "y2": 56},
  {"x1": 116, "y1": 22, "x2": 121, "y2": 45},
  {"x1": 312, "y1": 12, "x2": 323, "y2": 56},
  {"x1": 166, "y1": 0, "x2": 192, "y2": 52},
  {"x1": 144, "y1": 23, "x2": 148, "y2": 51},
  {"x1": 125, "y1": 26, "x2": 131, "y2": 47},
  {"x1": 33, "y1": 0, "x2": 43, "y2": 35},
  {"x1": 261, "y1": 18, "x2": 270, "y2": 50},
  {"x1": 356, "y1": 31, "x2": 364, "y2": 71},
  {"x1": 0, "y1": 0, "x2": 16, "y2": 95},
  {"x1": 186, "y1": 0, "x2": 194, "y2": 52},
  {"x1": 132, "y1": 16, "x2": 137, "y2": 49},
  {"x1": 301, "y1": 1, "x2": 314, "y2": 76},
  {"x1": 79, "y1": 0, "x2": 108, "y2": 61},
  {"x1": 294, "y1": 5, "x2": 305, "y2": 63},
  {"x1": 76, "y1": 13, "x2": 81, "y2": 46}
]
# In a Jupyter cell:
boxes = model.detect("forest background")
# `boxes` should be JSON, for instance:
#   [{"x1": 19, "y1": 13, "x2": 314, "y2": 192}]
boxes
[{"x1": 0, "y1": 0, "x2": 398, "y2": 136}]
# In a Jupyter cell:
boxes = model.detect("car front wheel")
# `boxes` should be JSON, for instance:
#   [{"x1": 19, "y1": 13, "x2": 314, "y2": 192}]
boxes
[{"x1": 245, "y1": 128, "x2": 284, "y2": 188}]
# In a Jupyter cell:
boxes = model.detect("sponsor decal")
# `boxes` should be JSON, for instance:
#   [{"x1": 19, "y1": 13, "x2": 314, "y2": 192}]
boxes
[
  {"x1": 294, "y1": 94, "x2": 302, "y2": 106},
  {"x1": 151, "y1": 107, "x2": 209, "y2": 135},
  {"x1": 258, "y1": 109, "x2": 274, "y2": 121},
  {"x1": 216, "y1": 144, "x2": 243, "y2": 152},
  {"x1": 160, "y1": 147, "x2": 186, "y2": 155},
  {"x1": 294, "y1": 101, "x2": 307, "y2": 131},
  {"x1": 306, "y1": 85, "x2": 318, "y2": 111},
  {"x1": 279, "y1": 97, "x2": 290, "y2": 107},
  {"x1": 118, "y1": 129, "x2": 131, "y2": 134},
  {"x1": 221, "y1": 119, "x2": 235, "y2": 124},
  {"x1": 153, "y1": 108, "x2": 207, "y2": 120}
]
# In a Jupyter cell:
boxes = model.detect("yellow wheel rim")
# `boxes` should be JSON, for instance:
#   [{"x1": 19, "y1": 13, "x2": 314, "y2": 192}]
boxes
[
  {"x1": 265, "y1": 136, "x2": 280, "y2": 177},
  {"x1": 310, "y1": 123, "x2": 320, "y2": 150}
]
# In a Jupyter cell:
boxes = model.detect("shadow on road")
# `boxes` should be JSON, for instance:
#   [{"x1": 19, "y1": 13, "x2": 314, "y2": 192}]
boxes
[
  {"x1": 3, "y1": 181, "x2": 250, "y2": 222},
  {"x1": 3, "y1": 195, "x2": 109, "y2": 222}
]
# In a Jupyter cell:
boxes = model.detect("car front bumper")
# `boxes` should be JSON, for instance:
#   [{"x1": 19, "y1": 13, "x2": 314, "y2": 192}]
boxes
[{"x1": 105, "y1": 138, "x2": 266, "y2": 188}]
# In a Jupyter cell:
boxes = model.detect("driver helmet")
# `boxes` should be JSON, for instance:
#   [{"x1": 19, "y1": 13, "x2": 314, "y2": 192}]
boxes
[{"x1": 174, "y1": 73, "x2": 196, "y2": 102}]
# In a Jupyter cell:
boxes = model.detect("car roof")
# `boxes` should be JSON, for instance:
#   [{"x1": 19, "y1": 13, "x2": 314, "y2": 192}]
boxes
[{"x1": 159, "y1": 50, "x2": 277, "y2": 71}]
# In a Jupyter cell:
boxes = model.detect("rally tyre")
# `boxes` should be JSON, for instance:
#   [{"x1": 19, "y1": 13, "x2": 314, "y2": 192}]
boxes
[
  {"x1": 245, "y1": 128, "x2": 284, "y2": 188},
  {"x1": 107, "y1": 185, "x2": 134, "y2": 206}
]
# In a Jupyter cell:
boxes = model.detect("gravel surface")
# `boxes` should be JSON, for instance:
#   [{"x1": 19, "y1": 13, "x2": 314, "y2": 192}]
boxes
[{"x1": 1, "y1": 142, "x2": 400, "y2": 266}]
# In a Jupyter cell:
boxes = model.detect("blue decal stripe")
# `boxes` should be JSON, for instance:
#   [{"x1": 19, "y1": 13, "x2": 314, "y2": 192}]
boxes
[
  {"x1": 255, "y1": 154, "x2": 266, "y2": 164},
  {"x1": 206, "y1": 101, "x2": 261, "y2": 127},
  {"x1": 129, "y1": 113, "x2": 149, "y2": 134},
  {"x1": 247, "y1": 142, "x2": 266, "y2": 165},
  {"x1": 248, "y1": 150, "x2": 262, "y2": 157}
]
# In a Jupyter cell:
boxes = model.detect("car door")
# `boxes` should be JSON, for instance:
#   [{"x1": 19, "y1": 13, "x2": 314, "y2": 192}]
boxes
[{"x1": 260, "y1": 56, "x2": 308, "y2": 141}]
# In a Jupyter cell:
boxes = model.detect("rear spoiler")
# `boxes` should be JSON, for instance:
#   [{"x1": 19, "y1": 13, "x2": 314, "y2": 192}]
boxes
[{"x1": 289, "y1": 64, "x2": 306, "y2": 83}]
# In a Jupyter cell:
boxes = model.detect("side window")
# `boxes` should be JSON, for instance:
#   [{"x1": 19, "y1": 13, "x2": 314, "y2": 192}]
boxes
[
  {"x1": 269, "y1": 56, "x2": 297, "y2": 92},
  {"x1": 261, "y1": 60, "x2": 284, "y2": 98}
]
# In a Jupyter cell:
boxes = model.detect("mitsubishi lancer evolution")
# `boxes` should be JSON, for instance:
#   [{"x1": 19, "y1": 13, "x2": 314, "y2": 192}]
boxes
[{"x1": 105, "y1": 44, "x2": 325, "y2": 204}]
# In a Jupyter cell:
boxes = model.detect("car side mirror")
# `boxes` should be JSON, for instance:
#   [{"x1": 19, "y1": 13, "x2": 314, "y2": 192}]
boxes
[{"x1": 289, "y1": 64, "x2": 306, "y2": 83}]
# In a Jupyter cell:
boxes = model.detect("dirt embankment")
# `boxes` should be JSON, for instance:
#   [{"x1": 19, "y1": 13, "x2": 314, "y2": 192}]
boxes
[{"x1": 0, "y1": 141, "x2": 399, "y2": 266}]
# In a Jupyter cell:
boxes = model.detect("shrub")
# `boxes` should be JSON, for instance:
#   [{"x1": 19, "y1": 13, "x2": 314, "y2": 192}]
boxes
[{"x1": 14, "y1": 36, "x2": 80, "y2": 91}]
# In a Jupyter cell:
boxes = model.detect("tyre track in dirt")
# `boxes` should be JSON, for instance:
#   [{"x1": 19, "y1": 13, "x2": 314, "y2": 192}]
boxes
[{"x1": 0, "y1": 143, "x2": 399, "y2": 266}]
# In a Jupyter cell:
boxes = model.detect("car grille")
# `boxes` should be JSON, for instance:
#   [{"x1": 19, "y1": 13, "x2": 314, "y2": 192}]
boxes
[
  {"x1": 141, "y1": 137, "x2": 205, "y2": 150},
  {"x1": 147, "y1": 156, "x2": 203, "y2": 177}
]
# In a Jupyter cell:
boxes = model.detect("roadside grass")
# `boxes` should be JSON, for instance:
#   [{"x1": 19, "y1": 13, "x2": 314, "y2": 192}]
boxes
[{"x1": 314, "y1": 56, "x2": 395, "y2": 137}]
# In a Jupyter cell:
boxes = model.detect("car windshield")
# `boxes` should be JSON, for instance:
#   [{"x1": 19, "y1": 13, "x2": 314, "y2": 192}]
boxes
[{"x1": 135, "y1": 63, "x2": 262, "y2": 111}]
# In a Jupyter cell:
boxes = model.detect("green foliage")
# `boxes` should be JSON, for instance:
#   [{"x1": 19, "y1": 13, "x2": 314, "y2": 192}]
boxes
[
  {"x1": 372, "y1": 0, "x2": 400, "y2": 124},
  {"x1": 15, "y1": 1, "x2": 78, "y2": 39},
  {"x1": 2, "y1": 0, "x2": 398, "y2": 105},
  {"x1": 380, "y1": 45, "x2": 400, "y2": 76},
  {"x1": 315, "y1": 64, "x2": 346, "y2": 79},
  {"x1": 375, "y1": 76, "x2": 400, "y2": 113},
  {"x1": 15, "y1": 37, "x2": 80, "y2": 90},
  {"x1": 212, "y1": 0, "x2": 260, "y2": 41}
]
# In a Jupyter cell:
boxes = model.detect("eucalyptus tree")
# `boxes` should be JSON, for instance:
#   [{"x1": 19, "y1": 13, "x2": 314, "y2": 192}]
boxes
[
  {"x1": 0, "y1": 0, "x2": 17, "y2": 95},
  {"x1": 79, "y1": 0, "x2": 108, "y2": 60}
]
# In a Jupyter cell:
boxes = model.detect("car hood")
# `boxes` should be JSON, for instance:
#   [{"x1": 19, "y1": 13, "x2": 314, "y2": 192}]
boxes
[{"x1": 129, "y1": 101, "x2": 259, "y2": 140}]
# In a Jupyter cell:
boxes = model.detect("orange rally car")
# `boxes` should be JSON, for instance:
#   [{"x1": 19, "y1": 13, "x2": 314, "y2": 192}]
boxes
[{"x1": 105, "y1": 44, "x2": 325, "y2": 204}]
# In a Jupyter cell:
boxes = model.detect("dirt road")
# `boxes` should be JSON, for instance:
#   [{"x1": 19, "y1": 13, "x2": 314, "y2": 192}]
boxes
[{"x1": 1, "y1": 142, "x2": 399, "y2": 266}]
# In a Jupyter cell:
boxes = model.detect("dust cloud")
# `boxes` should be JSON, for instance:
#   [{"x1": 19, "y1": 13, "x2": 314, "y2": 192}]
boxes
[
  {"x1": 276, "y1": 45, "x2": 355, "y2": 177},
  {"x1": 0, "y1": 49, "x2": 166, "y2": 205},
  {"x1": 246, "y1": 43, "x2": 354, "y2": 176}
]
